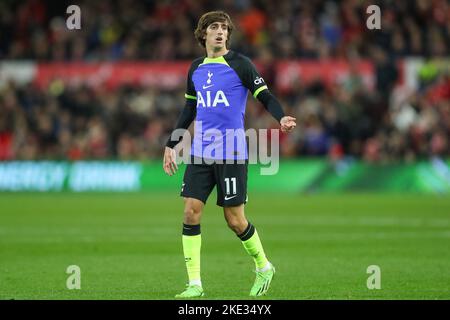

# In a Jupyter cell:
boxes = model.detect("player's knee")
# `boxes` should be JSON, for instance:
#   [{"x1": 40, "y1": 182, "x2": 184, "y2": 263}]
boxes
[
  {"x1": 183, "y1": 206, "x2": 202, "y2": 224},
  {"x1": 184, "y1": 206, "x2": 200, "y2": 216}
]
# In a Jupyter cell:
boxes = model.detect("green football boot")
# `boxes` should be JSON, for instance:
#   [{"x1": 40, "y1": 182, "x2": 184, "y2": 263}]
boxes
[
  {"x1": 175, "y1": 285, "x2": 204, "y2": 298},
  {"x1": 250, "y1": 264, "x2": 275, "y2": 297}
]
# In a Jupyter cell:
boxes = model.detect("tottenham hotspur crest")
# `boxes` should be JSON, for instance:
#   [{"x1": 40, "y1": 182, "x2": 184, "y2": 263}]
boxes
[
  {"x1": 207, "y1": 71, "x2": 213, "y2": 84},
  {"x1": 202, "y1": 71, "x2": 214, "y2": 90}
]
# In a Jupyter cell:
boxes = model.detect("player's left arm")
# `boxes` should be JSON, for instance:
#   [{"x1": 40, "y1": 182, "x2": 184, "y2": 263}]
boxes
[
  {"x1": 256, "y1": 90, "x2": 296, "y2": 133},
  {"x1": 242, "y1": 57, "x2": 296, "y2": 133}
]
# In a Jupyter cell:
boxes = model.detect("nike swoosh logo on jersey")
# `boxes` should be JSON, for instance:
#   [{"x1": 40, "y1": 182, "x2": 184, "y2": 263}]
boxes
[
  {"x1": 202, "y1": 84, "x2": 214, "y2": 89},
  {"x1": 224, "y1": 195, "x2": 238, "y2": 201}
]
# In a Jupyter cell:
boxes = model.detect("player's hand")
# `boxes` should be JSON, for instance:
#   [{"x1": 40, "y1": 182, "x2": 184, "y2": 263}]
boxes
[
  {"x1": 280, "y1": 116, "x2": 296, "y2": 133},
  {"x1": 163, "y1": 146, "x2": 178, "y2": 176}
]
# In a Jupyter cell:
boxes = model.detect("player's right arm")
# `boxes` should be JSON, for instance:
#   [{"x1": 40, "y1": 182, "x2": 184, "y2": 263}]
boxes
[
  {"x1": 163, "y1": 61, "x2": 199, "y2": 176},
  {"x1": 163, "y1": 100, "x2": 195, "y2": 176}
]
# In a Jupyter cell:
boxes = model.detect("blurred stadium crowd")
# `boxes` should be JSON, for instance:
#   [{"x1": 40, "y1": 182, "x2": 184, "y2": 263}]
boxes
[{"x1": 0, "y1": 0, "x2": 449, "y2": 162}]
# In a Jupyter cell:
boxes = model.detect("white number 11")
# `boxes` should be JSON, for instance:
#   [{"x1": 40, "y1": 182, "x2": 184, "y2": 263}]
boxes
[{"x1": 225, "y1": 177, "x2": 237, "y2": 195}]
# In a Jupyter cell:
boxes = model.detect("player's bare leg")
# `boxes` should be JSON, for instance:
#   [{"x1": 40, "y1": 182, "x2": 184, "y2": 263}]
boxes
[
  {"x1": 223, "y1": 204, "x2": 248, "y2": 234},
  {"x1": 224, "y1": 205, "x2": 275, "y2": 296},
  {"x1": 183, "y1": 197, "x2": 204, "y2": 225}
]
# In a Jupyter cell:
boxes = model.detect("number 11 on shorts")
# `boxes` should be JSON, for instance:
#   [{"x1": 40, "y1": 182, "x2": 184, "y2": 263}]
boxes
[{"x1": 225, "y1": 177, "x2": 237, "y2": 195}]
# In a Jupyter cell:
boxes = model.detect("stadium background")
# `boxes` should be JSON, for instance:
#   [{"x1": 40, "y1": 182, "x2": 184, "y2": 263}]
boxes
[{"x1": 0, "y1": 0, "x2": 449, "y2": 299}]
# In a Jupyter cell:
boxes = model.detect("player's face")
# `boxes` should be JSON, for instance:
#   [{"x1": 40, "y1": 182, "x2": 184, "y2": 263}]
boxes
[{"x1": 204, "y1": 21, "x2": 229, "y2": 51}]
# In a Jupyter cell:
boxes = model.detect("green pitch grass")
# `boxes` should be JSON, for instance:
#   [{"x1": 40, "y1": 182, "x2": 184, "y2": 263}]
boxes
[{"x1": 1, "y1": 192, "x2": 449, "y2": 299}]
